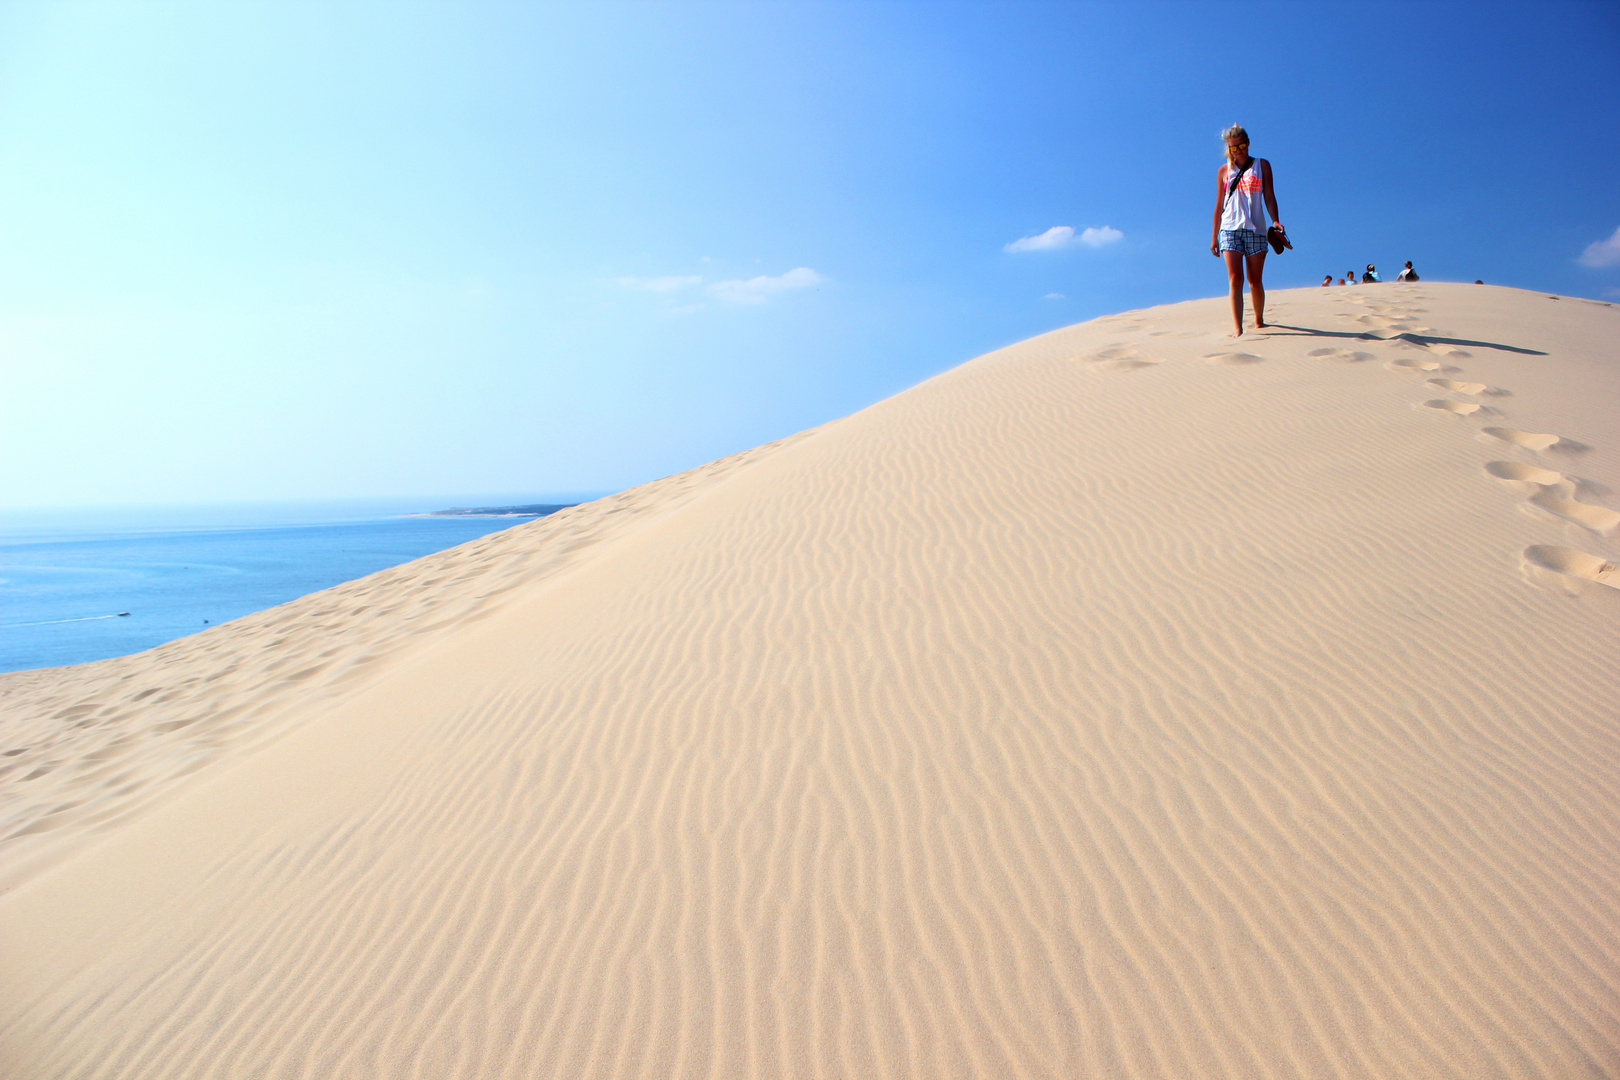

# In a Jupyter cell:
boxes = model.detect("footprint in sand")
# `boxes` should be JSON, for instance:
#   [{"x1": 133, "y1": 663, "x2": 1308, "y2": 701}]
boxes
[
  {"x1": 1521, "y1": 545, "x2": 1620, "y2": 596},
  {"x1": 1354, "y1": 315, "x2": 1432, "y2": 337},
  {"x1": 1525, "y1": 491, "x2": 1620, "y2": 536},
  {"x1": 1480, "y1": 427, "x2": 1585, "y2": 453},
  {"x1": 1485, "y1": 461, "x2": 1567, "y2": 492},
  {"x1": 1073, "y1": 345, "x2": 1163, "y2": 371},
  {"x1": 1420, "y1": 399, "x2": 1483, "y2": 416},
  {"x1": 1307, "y1": 347, "x2": 1375, "y2": 363},
  {"x1": 1426, "y1": 378, "x2": 1487, "y2": 395},
  {"x1": 1486, "y1": 463, "x2": 1620, "y2": 533},
  {"x1": 1385, "y1": 357, "x2": 1454, "y2": 375},
  {"x1": 1201, "y1": 351, "x2": 1264, "y2": 365}
]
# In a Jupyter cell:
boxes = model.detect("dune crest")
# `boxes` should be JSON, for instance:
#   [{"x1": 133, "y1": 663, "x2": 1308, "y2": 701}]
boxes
[{"x1": 2, "y1": 283, "x2": 1617, "y2": 1079}]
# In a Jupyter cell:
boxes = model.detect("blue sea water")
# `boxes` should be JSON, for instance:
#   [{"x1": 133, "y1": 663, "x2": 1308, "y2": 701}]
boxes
[{"x1": 0, "y1": 497, "x2": 592, "y2": 674}]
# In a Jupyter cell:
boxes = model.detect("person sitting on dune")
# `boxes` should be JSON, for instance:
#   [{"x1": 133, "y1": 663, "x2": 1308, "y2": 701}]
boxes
[
  {"x1": 1321, "y1": 274, "x2": 1332, "y2": 286},
  {"x1": 1396, "y1": 261, "x2": 1419, "y2": 282},
  {"x1": 1362, "y1": 264, "x2": 1381, "y2": 283}
]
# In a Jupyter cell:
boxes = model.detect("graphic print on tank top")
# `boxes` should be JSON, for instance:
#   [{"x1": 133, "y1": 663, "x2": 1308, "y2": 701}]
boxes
[{"x1": 1220, "y1": 160, "x2": 1268, "y2": 233}]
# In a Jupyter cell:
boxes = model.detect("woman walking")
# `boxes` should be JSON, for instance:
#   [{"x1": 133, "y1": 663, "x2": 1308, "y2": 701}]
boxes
[{"x1": 1210, "y1": 125, "x2": 1282, "y2": 336}]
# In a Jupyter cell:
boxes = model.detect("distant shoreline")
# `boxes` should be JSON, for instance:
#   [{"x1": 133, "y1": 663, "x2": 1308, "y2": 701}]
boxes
[{"x1": 416, "y1": 503, "x2": 576, "y2": 518}]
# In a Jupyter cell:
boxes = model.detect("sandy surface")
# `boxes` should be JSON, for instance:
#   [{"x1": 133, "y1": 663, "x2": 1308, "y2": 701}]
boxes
[{"x1": 2, "y1": 282, "x2": 1617, "y2": 1078}]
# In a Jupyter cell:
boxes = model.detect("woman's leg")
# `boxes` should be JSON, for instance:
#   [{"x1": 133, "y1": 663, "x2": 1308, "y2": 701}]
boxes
[
  {"x1": 1224, "y1": 250, "x2": 1247, "y2": 335},
  {"x1": 1246, "y1": 249, "x2": 1268, "y2": 328}
]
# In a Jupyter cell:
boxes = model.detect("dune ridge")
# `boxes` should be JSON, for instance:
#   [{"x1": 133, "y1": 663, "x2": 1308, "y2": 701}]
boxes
[{"x1": 2, "y1": 283, "x2": 1617, "y2": 1078}]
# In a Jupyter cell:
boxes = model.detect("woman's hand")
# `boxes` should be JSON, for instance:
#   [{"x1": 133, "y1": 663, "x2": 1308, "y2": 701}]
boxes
[{"x1": 1211, "y1": 239, "x2": 1220, "y2": 257}]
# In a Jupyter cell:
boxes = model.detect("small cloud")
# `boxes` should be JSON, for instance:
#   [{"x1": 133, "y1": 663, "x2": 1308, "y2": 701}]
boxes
[
  {"x1": 1005, "y1": 225, "x2": 1123, "y2": 252},
  {"x1": 1006, "y1": 226, "x2": 1075, "y2": 252},
  {"x1": 708, "y1": 267, "x2": 823, "y2": 305},
  {"x1": 1044, "y1": 292, "x2": 1066, "y2": 300},
  {"x1": 617, "y1": 275, "x2": 702, "y2": 292},
  {"x1": 1578, "y1": 226, "x2": 1620, "y2": 268}
]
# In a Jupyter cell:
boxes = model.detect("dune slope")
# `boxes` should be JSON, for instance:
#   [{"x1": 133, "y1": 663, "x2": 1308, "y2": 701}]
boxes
[{"x1": 2, "y1": 283, "x2": 1617, "y2": 1079}]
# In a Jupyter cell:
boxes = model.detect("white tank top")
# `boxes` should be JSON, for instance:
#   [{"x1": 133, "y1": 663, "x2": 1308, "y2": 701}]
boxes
[{"x1": 1220, "y1": 159, "x2": 1268, "y2": 232}]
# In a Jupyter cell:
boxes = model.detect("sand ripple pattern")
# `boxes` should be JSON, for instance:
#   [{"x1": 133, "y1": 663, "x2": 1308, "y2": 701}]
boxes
[
  {"x1": 0, "y1": 433, "x2": 813, "y2": 885},
  {"x1": 3, "y1": 284, "x2": 1617, "y2": 1079}
]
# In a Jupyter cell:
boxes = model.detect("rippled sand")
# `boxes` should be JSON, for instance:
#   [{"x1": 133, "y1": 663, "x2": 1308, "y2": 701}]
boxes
[{"x1": 3, "y1": 282, "x2": 1617, "y2": 1078}]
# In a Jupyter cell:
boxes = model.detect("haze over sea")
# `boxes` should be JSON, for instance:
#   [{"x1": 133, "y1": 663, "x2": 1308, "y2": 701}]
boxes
[{"x1": 0, "y1": 497, "x2": 595, "y2": 673}]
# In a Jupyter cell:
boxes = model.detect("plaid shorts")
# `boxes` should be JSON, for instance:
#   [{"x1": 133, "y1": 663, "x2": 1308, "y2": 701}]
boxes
[{"x1": 1218, "y1": 228, "x2": 1267, "y2": 256}]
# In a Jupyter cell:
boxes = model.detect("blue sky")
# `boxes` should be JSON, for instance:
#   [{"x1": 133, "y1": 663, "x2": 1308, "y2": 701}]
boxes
[{"x1": 2, "y1": 1, "x2": 1616, "y2": 509}]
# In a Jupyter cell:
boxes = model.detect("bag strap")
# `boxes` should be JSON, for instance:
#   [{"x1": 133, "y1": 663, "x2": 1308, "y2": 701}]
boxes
[{"x1": 1224, "y1": 157, "x2": 1254, "y2": 207}]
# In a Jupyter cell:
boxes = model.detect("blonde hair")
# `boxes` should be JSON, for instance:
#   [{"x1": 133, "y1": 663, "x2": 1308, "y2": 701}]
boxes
[{"x1": 1221, "y1": 124, "x2": 1249, "y2": 146}]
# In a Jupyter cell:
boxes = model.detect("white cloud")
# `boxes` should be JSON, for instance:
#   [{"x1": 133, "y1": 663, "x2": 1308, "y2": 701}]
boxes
[
  {"x1": 708, "y1": 267, "x2": 823, "y2": 304},
  {"x1": 1005, "y1": 226, "x2": 1075, "y2": 252},
  {"x1": 1078, "y1": 225, "x2": 1124, "y2": 247},
  {"x1": 615, "y1": 266, "x2": 823, "y2": 307},
  {"x1": 1004, "y1": 225, "x2": 1123, "y2": 252},
  {"x1": 617, "y1": 275, "x2": 702, "y2": 292},
  {"x1": 1044, "y1": 292, "x2": 1066, "y2": 300},
  {"x1": 1578, "y1": 226, "x2": 1620, "y2": 268}
]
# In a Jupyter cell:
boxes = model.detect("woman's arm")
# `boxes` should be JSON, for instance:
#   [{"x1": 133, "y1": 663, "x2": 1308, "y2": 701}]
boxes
[
  {"x1": 1261, "y1": 159, "x2": 1281, "y2": 229},
  {"x1": 1212, "y1": 164, "x2": 1228, "y2": 255}
]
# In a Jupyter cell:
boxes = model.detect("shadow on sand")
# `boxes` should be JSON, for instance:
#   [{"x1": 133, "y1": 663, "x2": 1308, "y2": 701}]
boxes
[{"x1": 1262, "y1": 324, "x2": 1547, "y2": 356}]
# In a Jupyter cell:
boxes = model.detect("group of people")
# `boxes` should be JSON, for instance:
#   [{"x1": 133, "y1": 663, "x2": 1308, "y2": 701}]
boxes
[
  {"x1": 1321, "y1": 262, "x2": 1418, "y2": 287},
  {"x1": 1211, "y1": 124, "x2": 1423, "y2": 335}
]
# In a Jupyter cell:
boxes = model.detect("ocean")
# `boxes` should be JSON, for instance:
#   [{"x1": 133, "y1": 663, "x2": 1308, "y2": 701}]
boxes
[{"x1": 0, "y1": 497, "x2": 591, "y2": 674}]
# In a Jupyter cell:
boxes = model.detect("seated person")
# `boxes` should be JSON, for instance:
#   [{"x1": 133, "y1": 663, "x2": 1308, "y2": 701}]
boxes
[
  {"x1": 1396, "y1": 261, "x2": 1419, "y2": 282},
  {"x1": 1362, "y1": 264, "x2": 1381, "y2": 283},
  {"x1": 1322, "y1": 274, "x2": 1333, "y2": 286}
]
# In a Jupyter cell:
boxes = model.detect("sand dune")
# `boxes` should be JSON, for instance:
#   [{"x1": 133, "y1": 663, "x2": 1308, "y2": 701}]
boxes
[
  {"x1": 0, "y1": 433, "x2": 810, "y2": 890},
  {"x1": 2, "y1": 282, "x2": 1617, "y2": 1078}
]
